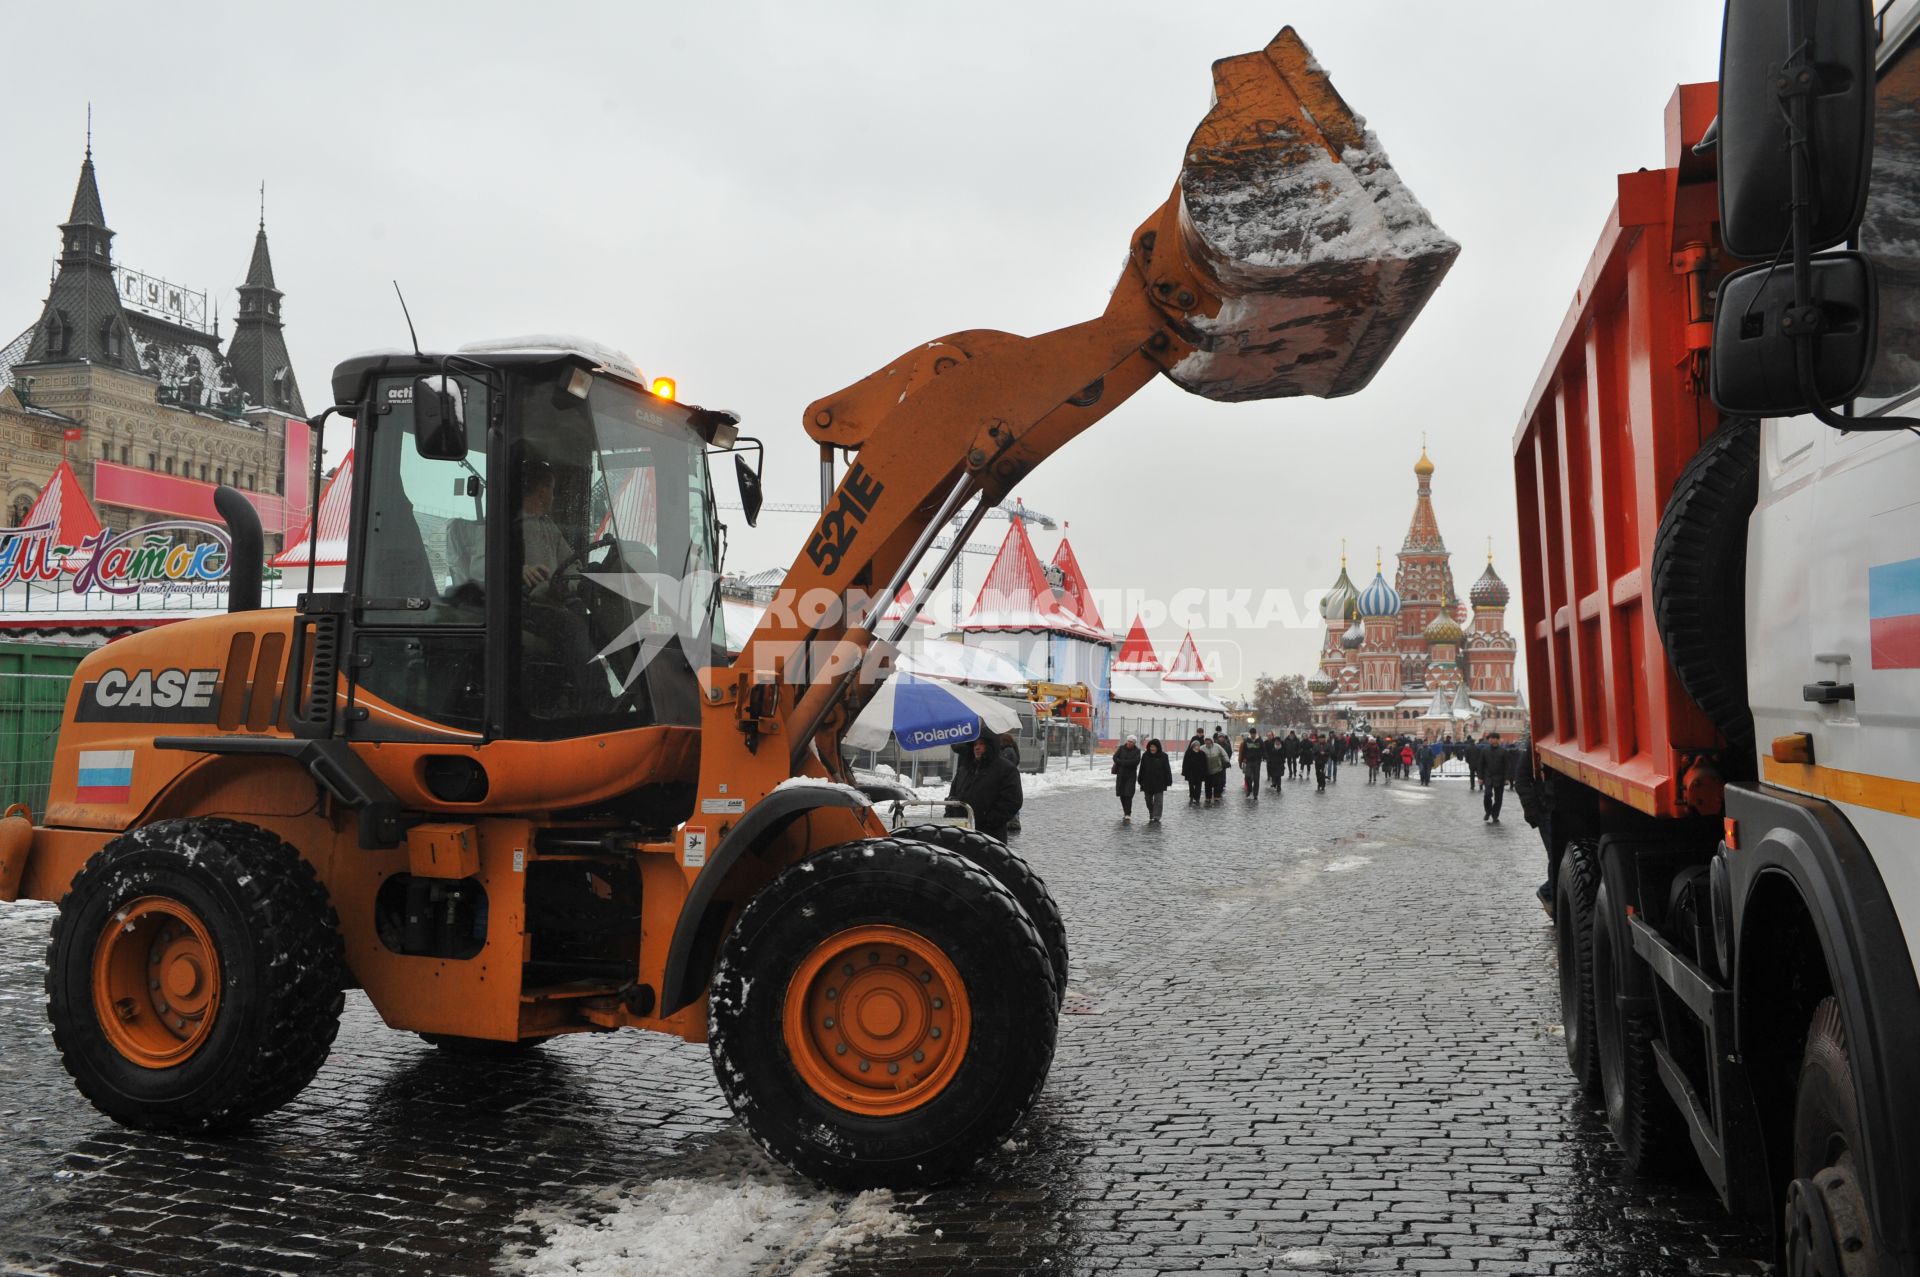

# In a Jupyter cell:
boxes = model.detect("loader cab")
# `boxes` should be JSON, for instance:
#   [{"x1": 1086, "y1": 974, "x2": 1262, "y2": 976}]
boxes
[{"x1": 323, "y1": 341, "x2": 724, "y2": 744}]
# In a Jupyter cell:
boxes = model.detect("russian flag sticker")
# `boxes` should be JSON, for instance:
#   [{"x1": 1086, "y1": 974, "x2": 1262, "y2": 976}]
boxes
[
  {"x1": 75, "y1": 750, "x2": 136, "y2": 804},
  {"x1": 1870, "y1": 557, "x2": 1920, "y2": 669}
]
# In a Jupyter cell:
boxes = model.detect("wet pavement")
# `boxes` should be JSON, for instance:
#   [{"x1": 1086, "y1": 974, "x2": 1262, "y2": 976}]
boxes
[{"x1": 0, "y1": 765, "x2": 1773, "y2": 1276}]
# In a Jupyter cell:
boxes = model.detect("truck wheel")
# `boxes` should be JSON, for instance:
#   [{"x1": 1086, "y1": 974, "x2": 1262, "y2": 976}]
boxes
[
  {"x1": 1591, "y1": 853, "x2": 1683, "y2": 1174},
  {"x1": 1652, "y1": 420, "x2": 1759, "y2": 761},
  {"x1": 708, "y1": 837, "x2": 1058, "y2": 1189},
  {"x1": 894, "y1": 822, "x2": 1068, "y2": 1005},
  {"x1": 1555, "y1": 837, "x2": 1601, "y2": 1097},
  {"x1": 45, "y1": 818, "x2": 346, "y2": 1132},
  {"x1": 1783, "y1": 997, "x2": 1889, "y2": 1276}
]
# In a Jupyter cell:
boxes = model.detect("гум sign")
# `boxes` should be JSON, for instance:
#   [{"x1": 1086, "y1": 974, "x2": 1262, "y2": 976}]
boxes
[{"x1": 0, "y1": 520, "x2": 230, "y2": 594}]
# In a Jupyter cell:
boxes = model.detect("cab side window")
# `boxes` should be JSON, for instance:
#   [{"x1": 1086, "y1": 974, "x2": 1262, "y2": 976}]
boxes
[{"x1": 1857, "y1": 35, "x2": 1920, "y2": 412}]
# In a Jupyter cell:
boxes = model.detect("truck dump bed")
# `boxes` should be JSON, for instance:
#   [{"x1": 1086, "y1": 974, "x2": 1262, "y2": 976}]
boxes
[{"x1": 1513, "y1": 84, "x2": 1732, "y2": 820}]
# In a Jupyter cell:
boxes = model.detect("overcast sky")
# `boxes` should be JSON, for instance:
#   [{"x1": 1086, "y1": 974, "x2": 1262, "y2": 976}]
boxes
[{"x1": 1, "y1": 1, "x2": 1727, "y2": 694}]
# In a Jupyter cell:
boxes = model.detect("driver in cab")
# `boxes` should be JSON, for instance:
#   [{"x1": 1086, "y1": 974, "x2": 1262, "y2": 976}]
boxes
[{"x1": 518, "y1": 460, "x2": 573, "y2": 597}]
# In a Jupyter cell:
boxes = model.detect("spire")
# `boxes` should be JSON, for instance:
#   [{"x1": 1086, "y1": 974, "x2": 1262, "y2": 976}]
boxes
[
  {"x1": 1049, "y1": 536, "x2": 1107, "y2": 633},
  {"x1": 24, "y1": 143, "x2": 132, "y2": 368},
  {"x1": 226, "y1": 205, "x2": 304, "y2": 416},
  {"x1": 1401, "y1": 443, "x2": 1446, "y2": 554},
  {"x1": 1112, "y1": 616, "x2": 1163, "y2": 674}
]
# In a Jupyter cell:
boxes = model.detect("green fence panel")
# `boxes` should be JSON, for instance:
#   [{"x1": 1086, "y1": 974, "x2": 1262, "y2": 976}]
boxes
[{"x1": 0, "y1": 641, "x2": 88, "y2": 820}]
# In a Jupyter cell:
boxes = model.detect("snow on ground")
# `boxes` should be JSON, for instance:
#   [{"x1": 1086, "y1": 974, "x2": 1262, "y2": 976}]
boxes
[
  {"x1": 1322, "y1": 856, "x2": 1372, "y2": 873},
  {"x1": 502, "y1": 1176, "x2": 909, "y2": 1277}
]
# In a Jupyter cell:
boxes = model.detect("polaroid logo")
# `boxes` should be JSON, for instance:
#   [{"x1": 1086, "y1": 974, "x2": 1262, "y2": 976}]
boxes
[{"x1": 905, "y1": 722, "x2": 979, "y2": 747}]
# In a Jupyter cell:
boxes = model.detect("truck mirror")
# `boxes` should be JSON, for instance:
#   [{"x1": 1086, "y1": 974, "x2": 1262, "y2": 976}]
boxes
[
  {"x1": 1717, "y1": 0, "x2": 1874, "y2": 258},
  {"x1": 413, "y1": 376, "x2": 468, "y2": 460},
  {"x1": 1710, "y1": 252, "x2": 1877, "y2": 415},
  {"x1": 734, "y1": 454, "x2": 764, "y2": 528}
]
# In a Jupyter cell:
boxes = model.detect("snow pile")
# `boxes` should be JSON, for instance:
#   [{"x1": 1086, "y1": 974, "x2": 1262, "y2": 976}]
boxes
[
  {"x1": 504, "y1": 1177, "x2": 908, "y2": 1277},
  {"x1": 1322, "y1": 856, "x2": 1372, "y2": 873},
  {"x1": 905, "y1": 757, "x2": 1113, "y2": 805},
  {"x1": 1183, "y1": 127, "x2": 1456, "y2": 270}
]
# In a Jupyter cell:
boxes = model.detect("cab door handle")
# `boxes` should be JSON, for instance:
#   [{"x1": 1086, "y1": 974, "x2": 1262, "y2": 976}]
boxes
[{"x1": 1803, "y1": 681, "x2": 1856, "y2": 704}]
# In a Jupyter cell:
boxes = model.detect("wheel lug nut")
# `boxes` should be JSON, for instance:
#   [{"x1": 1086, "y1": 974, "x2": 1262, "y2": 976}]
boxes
[
  {"x1": 914, "y1": 1050, "x2": 925, "y2": 1063},
  {"x1": 843, "y1": 964, "x2": 855, "y2": 977},
  {"x1": 919, "y1": 971, "x2": 932, "y2": 983},
  {"x1": 888, "y1": 1062, "x2": 900, "y2": 1075},
  {"x1": 931, "y1": 998, "x2": 943, "y2": 1009},
  {"x1": 930, "y1": 1027, "x2": 942, "y2": 1039},
  {"x1": 835, "y1": 1043, "x2": 847, "y2": 1055},
  {"x1": 825, "y1": 988, "x2": 837, "y2": 1001},
  {"x1": 858, "y1": 1060, "x2": 870, "y2": 1072},
  {"x1": 823, "y1": 1017, "x2": 835, "y2": 1029},
  {"x1": 868, "y1": 953, "x2": 879, "y2": 964},
  {"x1": 896, "y1": 955, "x2": 909, "y2": 967}
]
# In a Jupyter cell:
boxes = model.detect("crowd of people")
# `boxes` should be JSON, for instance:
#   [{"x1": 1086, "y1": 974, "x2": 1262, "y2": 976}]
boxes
[{"x1": 1103, "y1": 727, "x2": 1532, "y2": 825}]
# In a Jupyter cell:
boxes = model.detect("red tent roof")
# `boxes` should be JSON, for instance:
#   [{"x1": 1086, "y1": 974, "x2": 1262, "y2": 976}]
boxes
[
  {"x1": 1049, "y1": 537, "x2": 1106, "y2": 634},
  {"x1": 1162, "y1": 632, "x2": 1214, "y2": 683},
  {"x1": 1110, "y1": 615, "x2": 1162, "y2": 673},
  {"x1": 961, "y1": 519, "x2": 1103, "y2": 639},
  {"x1": 23, "y1": 460, "x2": 102, "y2": 553},
  {"x1": 270, "y1": 450, "x2": 353, "y2": 568}
]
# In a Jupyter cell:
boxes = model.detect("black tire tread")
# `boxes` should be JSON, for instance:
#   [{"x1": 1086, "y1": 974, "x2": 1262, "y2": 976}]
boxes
[
  {"x1": 45, "y1": 817, "x2": 346, "y2": 1132},
  {"x1": 895, "y1": 822, "x2": 1069, "y2": 1004},
  {"x1": 1593, "y1": 872, "x2": 1685, "y2": 1175},
  {"x1": 709, "y1": 836, "x2": 1057, "y2": 1188},
  {"x1": 1651, "y1": 421, "x2": 1760, "y2": 759},
  {"x1": 1557, "y1": 837, "x2": 1601, "y2": 1098}
]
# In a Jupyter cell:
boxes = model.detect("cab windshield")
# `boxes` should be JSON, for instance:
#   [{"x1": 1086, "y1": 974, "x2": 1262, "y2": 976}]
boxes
[{"x1": 512, "y1": 367, "x2": 720, "y2": 736}]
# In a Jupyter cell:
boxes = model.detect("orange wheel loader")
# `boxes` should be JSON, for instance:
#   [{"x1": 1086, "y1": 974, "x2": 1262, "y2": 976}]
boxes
[{"x1": 0, "y1": 29, "x2": 1454, "y2": 1188}]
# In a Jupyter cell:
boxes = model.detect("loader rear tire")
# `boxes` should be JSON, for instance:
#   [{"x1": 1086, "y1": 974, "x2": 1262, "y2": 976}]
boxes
[
  {"x1": 1555, "y1": 837, "x2": 1601, "y2": 1098},
  {"x1": 45, "y1": 818, "x2": 345, "y2": 1133},
  {"x1": 1652, "y1": 420, "x2": 1759, "y2": 762},
  {"x1": 709, "y1": 837, "x2": 1057, "y2": 1189},
  {"x1": 894, "y1": 822, "x2": 1068, "y2": 1005}
]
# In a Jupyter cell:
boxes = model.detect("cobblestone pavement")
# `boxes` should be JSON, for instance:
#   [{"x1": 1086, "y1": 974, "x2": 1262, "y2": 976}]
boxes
[{"x1": 0, "y1": 766, "x2": 1773, "y2": 1276}]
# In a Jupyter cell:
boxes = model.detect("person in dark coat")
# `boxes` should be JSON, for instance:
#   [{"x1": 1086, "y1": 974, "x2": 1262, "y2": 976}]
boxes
[
  {"x1": 1111, "y1": 735, "x2": 1142, "y2": 822},
  {"x1": 1311, "y1": 735, "x2": 1329, "y2": 792},
  {"x1": 1138, "y1": 738, "x2": 1173, "y2": 823},
  {"x1": 1417, "y1": 739, "x2": 1435, "y2": 786},
  {"x1": 1464, "y1": 736, "x2": 1481, "y2": 791},
  {"x1": 951, "y1": 735, "x2": 1022, "y2": 842},
  {"x1": 1239, "y1": 730, "x2": 1264, "y2": 798},
  {"x1": 1482, "y1": 731, "x2": 1508, "y2": 823},
  {"x1": 1363, "y1": 735, "x2": 1381, "y2": 783},
  {"x1": 1181, "y1": 734, "x2": 1209, "y2": 806},
  {"x1": 1326, "y1": 732, "x2": 1341, "y2": 782},
  {"x1": 1263, "y1": 731, "x2": 1285, "y2": 792}
]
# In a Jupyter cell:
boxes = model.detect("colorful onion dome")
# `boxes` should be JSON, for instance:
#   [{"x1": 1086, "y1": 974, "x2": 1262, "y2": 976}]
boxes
[
  {"x1": 1424, "y1": 612, "x2": 1464, "y2": 645},
  {"x1": 1355, "y1": 570, "x2": 1401, "y2": 618},
  {"x1": 1341, "y1": 619, "x2": 1364, "y2": 649},
  {"x1": 1470, "y1": 560, "x2": 1510, "y2": 609},
  {"x1": 1320, "y1": 563, "x2": 1358, "y2": 622},
  {"x1": 1414, "y1": 448, "x2": 1435, "y2": 478},
  {"x1": 1307, "y1": 671, "x2": 1336, "y2": 694}
]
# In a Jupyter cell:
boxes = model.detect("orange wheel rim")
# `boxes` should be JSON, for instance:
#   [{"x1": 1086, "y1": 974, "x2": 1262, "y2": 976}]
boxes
[
  {"x1": 91, "y1": 896, "x2": 222, "y2": 1069},
  {"x1": 782, "y1": 924, "x2": 972, "y2": 1116}
]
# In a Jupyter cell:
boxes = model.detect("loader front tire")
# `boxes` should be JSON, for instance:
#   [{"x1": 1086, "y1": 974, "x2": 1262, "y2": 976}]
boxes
[
  {"x1": 46, "y1": 818, "x2": 346, "y2": 1132},
  {"x1": 709, "y1": 837, "x2": 1057, "y2": 1189},
  {"x1": 894, "y1": 822, "x2": 1069, "y2": 1005}
]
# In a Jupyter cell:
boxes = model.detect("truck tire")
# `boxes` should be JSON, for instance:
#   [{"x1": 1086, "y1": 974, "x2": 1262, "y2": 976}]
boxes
[
  {"x1": 1651, "y1": 420, "x2": 1760, "y2": 761},
  {"x1": 708, "y1": 837, "x2": 1057, "y2": 1189},
  {"x1": 894, "y1": 822, "x2": 1068, "y2": 1005},
  {"x1": 45, "y1": 818, "x2": 346, "y2": 1132},
  {"x1": 1591, "y1": 844, "x2": 1684, "y2": 1174},
  {"x1": 1783, "y1": 997, "x2": 1889, "y2": 1276},
  {"x1": 1555, "y1": 837, "x2": 1601, "y2": 1098}
]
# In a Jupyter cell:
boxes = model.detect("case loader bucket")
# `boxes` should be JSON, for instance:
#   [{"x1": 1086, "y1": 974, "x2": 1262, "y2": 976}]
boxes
[{"x1": 1158, "y1": 27, "x2": 1458, "y2": 402}]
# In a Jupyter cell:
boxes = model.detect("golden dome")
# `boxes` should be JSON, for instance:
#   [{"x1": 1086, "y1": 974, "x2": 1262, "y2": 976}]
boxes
[{"x1": 1414, "y1": 448, "x2": 1435, "y2": 477}]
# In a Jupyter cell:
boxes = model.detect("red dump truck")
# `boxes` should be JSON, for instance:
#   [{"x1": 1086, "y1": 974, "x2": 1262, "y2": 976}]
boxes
[{"x1": 1515, "y1": 3, "x2": 1920, "y2": 1269}]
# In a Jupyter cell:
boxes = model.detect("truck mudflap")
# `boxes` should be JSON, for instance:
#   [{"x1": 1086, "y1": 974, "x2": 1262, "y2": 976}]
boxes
[{"x1": 1627, "y1": 913, "x2": 1770, "y2": 1221}]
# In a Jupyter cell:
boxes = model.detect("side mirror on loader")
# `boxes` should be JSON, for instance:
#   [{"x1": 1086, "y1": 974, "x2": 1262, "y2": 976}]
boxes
[
  {"x1": 1710, "y1": 0, "x2": 1884, "y2": 421},
  {"x1": 413, "y1": 376, "x2": 468, "y2": 460},
  {"x1": 734, "y1": 454, "x2": 764, "y2": 528}
]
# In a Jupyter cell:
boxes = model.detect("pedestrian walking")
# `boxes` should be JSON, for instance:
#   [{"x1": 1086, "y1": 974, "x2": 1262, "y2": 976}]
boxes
[
  {"x1": 950, "y1": 735, "x2": 1022, "y2": 843},
  {"x1": 1204, "y1": 733, "x2": 1230, "y2": 802},
  {"x1": 1181, "y1": 734, "x2": 1209, "y2": 806},
  {"x1": 1417, "y1": 739, "x2": 1435, "y2": 786},
  {"x1": 1138, "y1": 738, "x2": 1173, "y2": 823},
  {"x1": 1239, "y1": 729, "x2": 1264, "y2": 798},
  {"x1": 1363, "y1": 735, "x2": 1381, "y2": 783},
  {"x1": 1327, "y1": 731, "x2": 1341, "y2": 782},
  {"x1": 1111, "y1": 734, "x2": 1142, "y2": 823},
  {"x1": 1398, "y1": 741, "x2": 1415, "y2": 777},
  {"x1": 1482, "y1": 731, "x2": 1508, "y2": 823},
  {"x1": 1263, "y1": 730, "x2": 1285, "y2": 793},
  {"x1": 1284, "y1": 730, "x2": 1302, "y2": 778},
  {"x1": 1312, "y1": 736, "x2": 1329, "y2": 792},
  {"x1": 1465, "y1": 735, "x2": 1481, "y2": 791}
]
